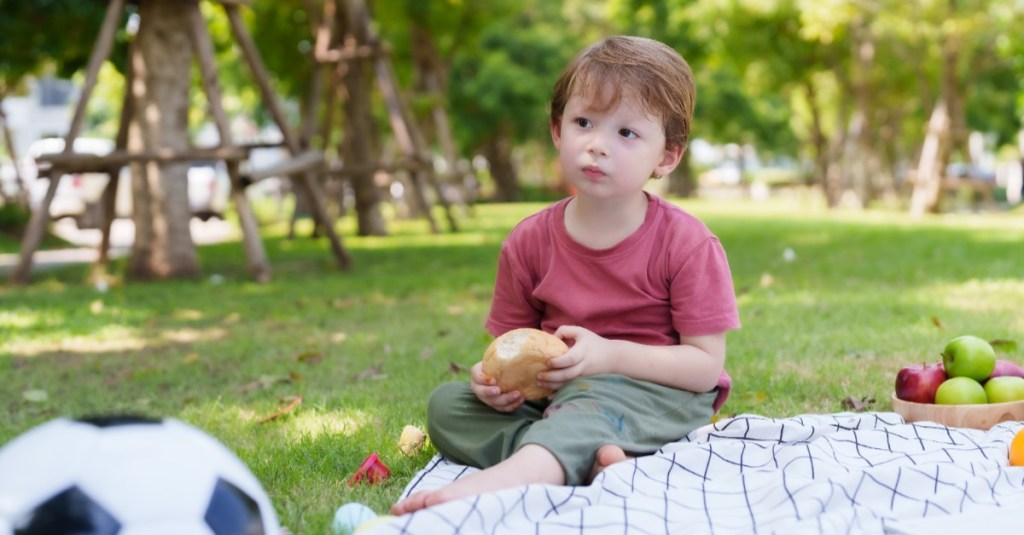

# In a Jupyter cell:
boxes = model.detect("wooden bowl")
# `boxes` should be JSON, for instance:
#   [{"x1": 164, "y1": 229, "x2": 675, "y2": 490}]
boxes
[{"x1": 891, "y1": 393, "x2": 1024, "y2": 430}]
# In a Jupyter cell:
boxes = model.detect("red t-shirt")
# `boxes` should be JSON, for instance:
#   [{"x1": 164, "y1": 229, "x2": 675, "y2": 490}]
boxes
[{"x1": 486, "y1": 193, "x2": 740, "y2": 343}]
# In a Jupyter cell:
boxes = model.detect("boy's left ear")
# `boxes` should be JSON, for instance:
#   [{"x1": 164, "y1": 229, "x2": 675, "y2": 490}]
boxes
[{"x1": 654, "y1": 144, "x2": 685, "y2": 177}]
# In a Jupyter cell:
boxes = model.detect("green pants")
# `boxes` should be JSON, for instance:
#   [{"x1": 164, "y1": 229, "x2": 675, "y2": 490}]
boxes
[{"x1": 426, "y1": 374, "x2": 717, "y2": 485}]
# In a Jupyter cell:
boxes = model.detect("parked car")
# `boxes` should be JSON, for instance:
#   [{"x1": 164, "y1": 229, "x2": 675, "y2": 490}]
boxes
[{"x1": 23, "y1": 137, "x2": 231, "y2": 227}]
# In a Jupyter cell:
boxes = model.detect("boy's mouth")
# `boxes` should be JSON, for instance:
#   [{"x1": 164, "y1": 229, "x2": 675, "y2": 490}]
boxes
[{"x1": 582, "y1": 165, "x2": 605, "y2": 179}]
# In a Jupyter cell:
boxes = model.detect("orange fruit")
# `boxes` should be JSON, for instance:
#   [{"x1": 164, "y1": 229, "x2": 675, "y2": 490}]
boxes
[{"x1": 1010, "y1": 429, "x2": 1024, "y2": 467}]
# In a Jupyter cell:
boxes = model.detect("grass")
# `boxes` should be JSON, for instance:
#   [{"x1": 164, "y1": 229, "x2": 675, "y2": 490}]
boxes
[{"x1": 2, "y1": 197, "x2": 1023, "y2": 532}]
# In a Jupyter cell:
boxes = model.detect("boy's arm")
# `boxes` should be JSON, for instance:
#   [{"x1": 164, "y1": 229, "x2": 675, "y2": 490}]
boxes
[{"x1": 541, "y1": 326, "x2": 726, "y2": 393}]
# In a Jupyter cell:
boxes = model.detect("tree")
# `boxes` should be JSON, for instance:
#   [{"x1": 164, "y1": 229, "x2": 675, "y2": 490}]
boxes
[
  {"x1": 902, "y1": 0, "x2": 1022, "y2": 215},
  {"x1": 126, "y1": 0, "x2": 200, "y2": 279},
  {"x1": 376, "y1": 0, "x2": 567, "y2": 201},
  {"x1": 451, "y1": 25, "x2": 572, "y2": 200}
]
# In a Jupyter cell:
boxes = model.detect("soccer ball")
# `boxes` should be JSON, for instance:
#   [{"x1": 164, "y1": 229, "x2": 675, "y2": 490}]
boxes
[{"x1": 0, "y1": 415, "x2": 282, "y2": 535}]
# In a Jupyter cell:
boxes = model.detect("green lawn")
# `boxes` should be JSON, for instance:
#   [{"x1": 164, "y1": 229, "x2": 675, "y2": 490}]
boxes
[{"x1": 2, "y1": 197, "x2": 1023, "y2": 533}]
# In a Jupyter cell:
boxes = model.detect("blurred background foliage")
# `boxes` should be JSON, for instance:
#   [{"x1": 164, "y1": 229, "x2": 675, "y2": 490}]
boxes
[{"x1": 2, "y1": 0, "x2": 1023, "y2": 211}]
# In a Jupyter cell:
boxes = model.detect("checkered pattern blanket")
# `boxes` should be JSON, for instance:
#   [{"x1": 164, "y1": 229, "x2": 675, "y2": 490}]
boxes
[{"x1": 377, "y1": 413, "x2": 1024, "y2": 534}]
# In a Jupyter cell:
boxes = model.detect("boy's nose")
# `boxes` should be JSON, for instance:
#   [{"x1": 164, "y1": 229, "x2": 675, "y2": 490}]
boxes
[{"x1": 586, "y1": 135, "x2": 608, "y2": 157}]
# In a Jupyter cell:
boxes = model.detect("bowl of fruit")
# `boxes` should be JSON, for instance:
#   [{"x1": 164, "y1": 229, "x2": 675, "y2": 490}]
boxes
[{"x1": 892, "y1": 335, "x2": 1024, "y2": 430}]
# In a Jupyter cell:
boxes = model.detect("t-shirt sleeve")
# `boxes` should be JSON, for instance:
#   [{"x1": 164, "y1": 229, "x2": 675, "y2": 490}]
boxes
[
  {"x1": 670, "y1": 236, "x2": 741, "y2": 336},
  {"x1": 485, "y1": 239, "x2": 543, "y2": 336}
]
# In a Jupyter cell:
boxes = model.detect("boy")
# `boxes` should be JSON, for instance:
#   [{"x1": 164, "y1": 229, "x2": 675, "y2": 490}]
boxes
[{"x1": 392, "y1": 35, "x2": 739, "y2": 515}]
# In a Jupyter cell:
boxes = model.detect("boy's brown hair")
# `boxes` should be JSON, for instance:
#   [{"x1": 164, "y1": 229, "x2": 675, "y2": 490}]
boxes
[{"x1": 550, "y1": 36, "x2": 696, "y2": 152}]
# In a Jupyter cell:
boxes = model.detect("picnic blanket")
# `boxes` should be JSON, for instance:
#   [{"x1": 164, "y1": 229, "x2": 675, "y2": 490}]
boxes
[{"x1": 371, "y1": 412, "x2": 1024, "y2": 535}]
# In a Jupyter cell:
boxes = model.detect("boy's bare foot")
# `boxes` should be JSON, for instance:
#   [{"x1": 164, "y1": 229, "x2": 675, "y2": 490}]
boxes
[
  {"x1": 390, "y1": 445, "x2": 565, "y2": 515},
  {"x1": 587, "y1": 444, "x2": 631, "y2": 482}
]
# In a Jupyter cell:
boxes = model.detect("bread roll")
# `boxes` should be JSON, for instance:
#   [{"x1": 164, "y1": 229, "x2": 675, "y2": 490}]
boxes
[{"x1": 482, "y1": 328, "x2": 569, "y2": 400}]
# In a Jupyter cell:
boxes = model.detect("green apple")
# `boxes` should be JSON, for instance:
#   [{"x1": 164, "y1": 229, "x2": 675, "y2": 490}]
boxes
[
  {"x1": 934, "y1": 377, "x2": 987, "y2": 405},
  {"x1": 941, "y1": 335, "x2": 996, "y2": 381},
  {"x1": 984, "y1": 376, "x2": 1024, "y2": 404}
]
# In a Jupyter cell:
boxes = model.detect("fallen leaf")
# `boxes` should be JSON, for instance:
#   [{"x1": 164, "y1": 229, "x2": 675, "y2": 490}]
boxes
[
  {"x1": 398, "y1": 425, "x2": 427, "y2": 456},
  {"x1": 22, "y1": 390, "x2": 48, "y2": 403},
  {"x1": 354, "y1": 364, "x2": 384, "y2": 382},
  {"x1": 446, "y1": 305, "x2": 464, "y2": 315},
  {"x1": 89, "y1": 300, "x2": 104, "y2": 314},
  {"x1": 295, "y1": 351, "x2": 323, "y2": 364},
  {"x1": 419, "y1": 348, "x2": 436, "y2": 360},
  {"x1": 759, "y1": 273, "x2": 774, "y2": 288},
  {"x1": 931, "y1": 316, "x2": 945, "y2": 330},
  {"x1": 182, "y1": 353, "x2": 201, "y2": 364},
  {"x1": 445, "y1": 362, "x2": 468, "y2": 376},
  {"x1": 840, "y1": 395, "x2": 875, "y2": 412},
  {"x1": 990, "y1": 339, "x2": 1019, "y2": 353},
  {"x1": 258, "y1": 395, "x2": 302, "y2": 424},
  {"x1": 436, "y1": 329, "x2": 450, "y2": 337}
]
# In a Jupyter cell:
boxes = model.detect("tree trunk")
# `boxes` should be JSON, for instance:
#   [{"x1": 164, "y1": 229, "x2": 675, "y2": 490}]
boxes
[
  {"x1": 127, "y1": 0, "x2": 199, "y2": 280},
  {"x1": 410, "y1": 24, "x2": 469, "y2": 208},
  {"x1": 337, "y1": 0, "x2": 387, "y2": 236},
  {"x1": 837, "y1": 18, "x2": 881, "y2": 209},
  {"x1": 482, "y1": 133, "x2": 518, "y2": 202},
  {"x1": 909, "y1": 98, "x2": 952, "y2": 215},
  {"x1": 910, "y1": 34, "x2": 961, "y2": 216},
  {"x1": 803, "y1": 80, "x2": 834, "y2": 202},
  {"x1": 667, "y1": 148, "x2": 695, "y2": 198}
]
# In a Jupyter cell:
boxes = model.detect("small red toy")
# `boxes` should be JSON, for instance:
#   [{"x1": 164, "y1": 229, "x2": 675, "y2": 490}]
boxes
[{"x1": 348, "y1": 452, "x2": 391, "y2": 486}]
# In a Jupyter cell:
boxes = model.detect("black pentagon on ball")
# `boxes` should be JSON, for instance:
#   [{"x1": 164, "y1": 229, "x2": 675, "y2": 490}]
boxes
[
  {"x1": 75, "y1": 414, "x2": 162, "y2": 428},
  {"x1": 205, "y1": 478, "x2": 265, "y2": 535},
  {"x1": 14, "y1": 486, "x2": 121, "y2": 535}
]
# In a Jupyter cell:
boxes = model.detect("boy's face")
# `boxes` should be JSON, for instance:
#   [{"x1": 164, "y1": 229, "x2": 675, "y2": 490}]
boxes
[{"x1": 551, "y1": 91, "x2": 682, "y2": 201}]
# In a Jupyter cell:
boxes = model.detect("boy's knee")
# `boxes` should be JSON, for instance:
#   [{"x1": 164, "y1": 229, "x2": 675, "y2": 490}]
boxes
[{"x1": 428, "y1": 382, "x2": 469, "y2": 409}]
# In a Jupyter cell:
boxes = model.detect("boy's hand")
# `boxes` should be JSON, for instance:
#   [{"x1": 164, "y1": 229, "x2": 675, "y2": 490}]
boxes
[
  {"x1": 470, "y1": 361, "x2": 524, "y2": 413},
  {"x1": 540, "y1": 325, "x2": 612, "y2": 391}
]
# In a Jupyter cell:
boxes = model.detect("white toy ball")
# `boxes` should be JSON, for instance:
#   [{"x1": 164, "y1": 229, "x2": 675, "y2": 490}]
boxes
[
  {"x1": 0, "y1": 415, "x2": 282, "y2": 535},
  {"x1": 331, "y1": 502, "x2": 377, "y2": 534}
]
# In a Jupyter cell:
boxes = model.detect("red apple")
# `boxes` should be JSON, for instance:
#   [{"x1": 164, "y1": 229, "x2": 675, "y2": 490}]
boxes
[
  {"x1": 987, "y1": 359, "x2": 1024, "y2": 381},
  {"x1": 895, "y1": 362, "x2": 947, "y2": 403}
]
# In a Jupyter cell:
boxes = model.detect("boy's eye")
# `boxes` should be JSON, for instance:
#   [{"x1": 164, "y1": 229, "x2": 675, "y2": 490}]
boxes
[
  {"x1": 573, "y1": 117, "x2": 591, "y2": 128},
  {"x1": 619, "y1": 128, "x2": 637, "y2": 139}
]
